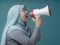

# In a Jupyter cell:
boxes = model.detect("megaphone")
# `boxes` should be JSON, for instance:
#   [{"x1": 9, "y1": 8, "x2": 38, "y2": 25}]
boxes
[{"x1": 30, "y1": 5, "x2": 51, "y2": 18}]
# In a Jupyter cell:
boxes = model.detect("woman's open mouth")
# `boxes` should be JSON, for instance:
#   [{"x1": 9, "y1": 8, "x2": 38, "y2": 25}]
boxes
[{"x1": 26, "y1": 15, "x2": 28, "y2": 18}]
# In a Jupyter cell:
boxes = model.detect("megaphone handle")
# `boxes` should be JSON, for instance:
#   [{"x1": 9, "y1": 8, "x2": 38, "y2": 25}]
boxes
[{"x1": 35, "y1": 15, "x2": 41, "y2": 18}]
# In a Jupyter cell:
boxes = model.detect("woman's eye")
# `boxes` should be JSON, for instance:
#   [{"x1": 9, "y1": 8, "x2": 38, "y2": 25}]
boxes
[{"x1": 23, "y1": 10, "x2": 25, "y2": 12}]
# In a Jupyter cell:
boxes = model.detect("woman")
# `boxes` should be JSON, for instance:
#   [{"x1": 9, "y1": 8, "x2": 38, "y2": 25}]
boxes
[{"x1": 1, "y1": 5, "x2": 42, "y2": 45}]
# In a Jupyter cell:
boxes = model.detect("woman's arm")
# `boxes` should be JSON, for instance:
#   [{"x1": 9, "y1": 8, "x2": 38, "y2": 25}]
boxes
[{"x1": 8, "y1": 26, "x2": 40, "y2": 45}]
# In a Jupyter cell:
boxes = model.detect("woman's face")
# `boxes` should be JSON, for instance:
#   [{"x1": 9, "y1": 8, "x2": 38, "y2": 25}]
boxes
[{"x1": 20, "y1": 7, "x2": 28, "y2": 22}]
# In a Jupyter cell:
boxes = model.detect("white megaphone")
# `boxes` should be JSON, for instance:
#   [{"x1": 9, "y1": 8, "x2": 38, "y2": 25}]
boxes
[{"x1": 30, "y1": 5, "x2": 51, "y2": 18}]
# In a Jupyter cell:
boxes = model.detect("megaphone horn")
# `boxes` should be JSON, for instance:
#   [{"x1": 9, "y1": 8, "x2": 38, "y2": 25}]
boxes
[{"x1": 30, "y1": 5, "x2": 51, "y2": 17}]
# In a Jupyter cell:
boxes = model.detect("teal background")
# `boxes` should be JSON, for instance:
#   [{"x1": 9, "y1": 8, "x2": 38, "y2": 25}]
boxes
[{"x1": 0, "y1": 0, "x2": 60, "y2": 45}]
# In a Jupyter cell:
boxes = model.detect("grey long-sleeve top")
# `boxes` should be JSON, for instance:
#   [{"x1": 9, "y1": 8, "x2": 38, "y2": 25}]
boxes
[{"x1": 6, "y1": 26, "x2": 40, "y2": 45}]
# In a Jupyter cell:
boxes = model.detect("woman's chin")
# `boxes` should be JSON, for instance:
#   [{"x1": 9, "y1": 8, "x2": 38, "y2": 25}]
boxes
[{"x1": 24, "y1": 19, "x2": 28, "y2": 23}]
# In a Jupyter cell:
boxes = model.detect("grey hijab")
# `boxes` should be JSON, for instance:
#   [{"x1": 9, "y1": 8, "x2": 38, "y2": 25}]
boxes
[{"x1": 1, "y1": 5, "x2": 31, "y2": 45}]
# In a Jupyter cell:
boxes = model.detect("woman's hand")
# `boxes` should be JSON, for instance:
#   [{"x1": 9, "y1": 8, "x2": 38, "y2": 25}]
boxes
[{"x1": 32, "y1": 17, "x2": 42, "y2": 28}]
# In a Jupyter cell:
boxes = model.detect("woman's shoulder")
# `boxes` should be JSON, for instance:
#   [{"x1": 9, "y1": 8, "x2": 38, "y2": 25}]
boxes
[{"x1": 7, "y1": 25, "x2": 24, "y2": 34}]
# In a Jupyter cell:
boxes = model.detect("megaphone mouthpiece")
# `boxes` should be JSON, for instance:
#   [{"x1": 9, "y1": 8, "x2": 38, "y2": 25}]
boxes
[{"x1": 30, "y1": 10, "x2": 34, "y2": 17}]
